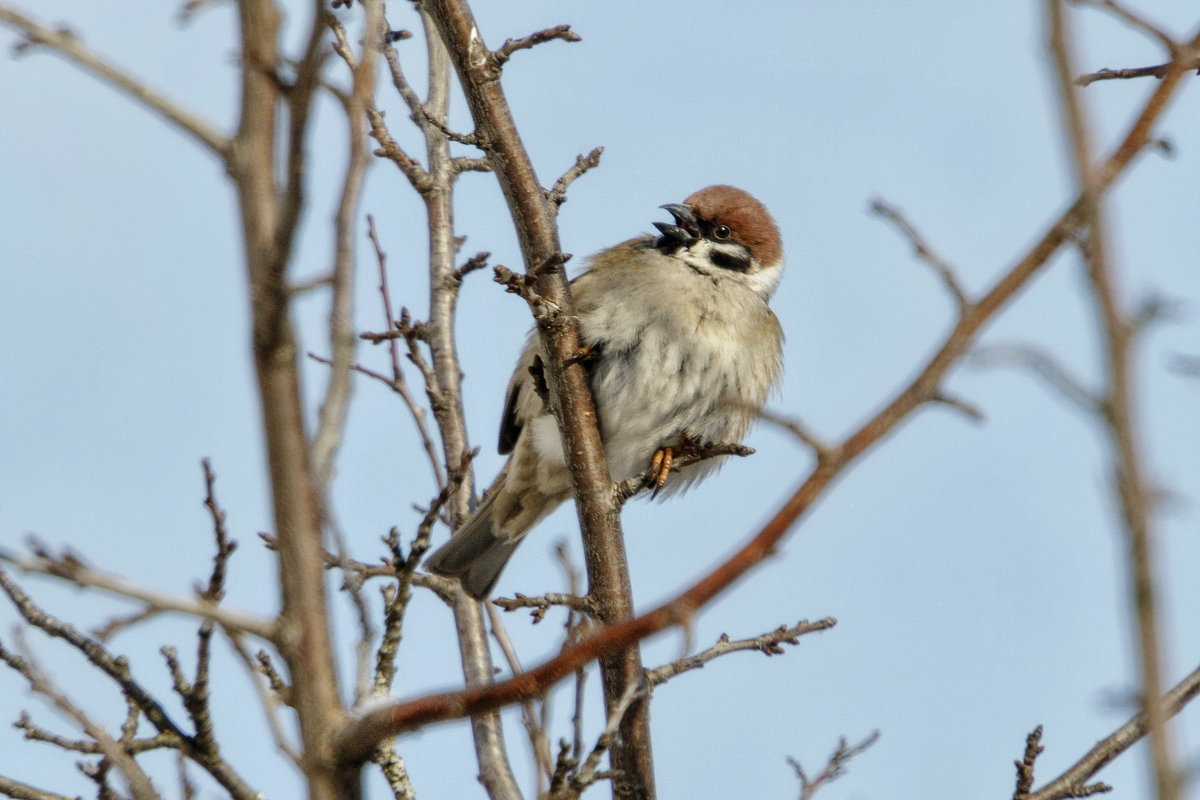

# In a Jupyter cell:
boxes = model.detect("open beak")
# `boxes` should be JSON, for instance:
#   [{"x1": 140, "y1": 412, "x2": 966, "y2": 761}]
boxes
[{"x1": 653, "y1": 203, "x2": 699, "y2": 247}]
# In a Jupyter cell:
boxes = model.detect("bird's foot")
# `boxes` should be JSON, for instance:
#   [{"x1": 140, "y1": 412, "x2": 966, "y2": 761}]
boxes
[{"x1": 648, "y1": 434, "x2": 693, "y2": 497}]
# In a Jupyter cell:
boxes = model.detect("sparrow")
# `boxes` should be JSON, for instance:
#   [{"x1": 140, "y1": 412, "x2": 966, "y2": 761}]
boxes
[{"x1": 425, "y1": 185, "x2": 784, "y2": 598}]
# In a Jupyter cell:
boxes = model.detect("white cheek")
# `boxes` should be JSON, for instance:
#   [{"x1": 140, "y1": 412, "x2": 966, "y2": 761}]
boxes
[{"x1": 746, "y1": 259, "x2": 783, "y2": 300}]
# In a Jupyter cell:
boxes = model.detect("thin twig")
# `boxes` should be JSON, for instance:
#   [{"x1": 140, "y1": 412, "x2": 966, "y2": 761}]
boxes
[
  {"x1": 645, "y1": 619, "x2": 837, "y2": 686},
  {"x1": 546, "y1": 147, "x2": 603, "y2": 209},
  {"x1": 614, "y1": 441, "x2": 755, "y2": 505},
  {"x1": 1016, "y1": 663, "x2": 1200, "y2": 799},
  {"x1": 0, "y1": 6, "x2": 229, "y2": 157},
  {"x1": 492, "y1": 592, "x2": 597, "y2": 622},
  {"x1": 485, "y1": 604, "x2": 555, "y2": 785},
  {"x1": 1076, "y1": 59, "x2": 1200, "y2": 85},
  {"x1": 869, "y1": 197, "x2": 970, "y2": 312},
  {"x1": 493, "y1": 24, "x2": 581, "y2": 67},
  {"x1": 972, "y1": 343, "x2": 1102, "y2": 413},
  {"x1": 3, "y1": 632, "x2": 160, "y2": 800},
  {"x1": 548, "y1": 680, "x2": 643, "y2": 799},
  {"x1": 788, "y1": 731, "x2": 881, "y2": 800},
  {"x1": 2, "y1": 547, "x2": 274, "y2": 641},
  {"x1": 0, "y1": 776, "x2": 79, "y2": 800},
  {"x1": 225, "y1": 636, "x2": 301, "y2": 764},
  {"x1": 1070, "y1": 0, "x2": 1177, "y2": 54},
  {"x1": 313, "y1": 3, "x2": 381, "y2": 487}
]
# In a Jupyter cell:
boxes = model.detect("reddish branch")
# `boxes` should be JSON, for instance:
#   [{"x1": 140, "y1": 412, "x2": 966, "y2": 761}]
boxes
[{"x1": 333, "y1": 31, "x2": 1200, "y2": 767}]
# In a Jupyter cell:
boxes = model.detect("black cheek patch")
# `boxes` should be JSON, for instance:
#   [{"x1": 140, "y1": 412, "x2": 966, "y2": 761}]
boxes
[{"x1": 709, "y1": 249, "x2": 751, "y2": 272}]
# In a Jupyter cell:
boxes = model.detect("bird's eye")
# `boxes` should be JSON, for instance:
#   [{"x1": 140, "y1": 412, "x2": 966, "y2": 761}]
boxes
[{"x1": 712, "y1": 224, "x2": 732, "y2": 241}]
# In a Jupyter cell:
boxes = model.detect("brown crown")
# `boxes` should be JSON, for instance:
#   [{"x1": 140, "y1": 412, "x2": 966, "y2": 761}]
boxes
[{"x1": 683, "y1": 185, "x2": 782, "y2": 268}]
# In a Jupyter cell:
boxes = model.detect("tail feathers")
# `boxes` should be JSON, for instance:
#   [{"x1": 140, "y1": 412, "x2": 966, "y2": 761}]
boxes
[{"x1": 424, "y1": 494, "x2": 519, "y2": 599}]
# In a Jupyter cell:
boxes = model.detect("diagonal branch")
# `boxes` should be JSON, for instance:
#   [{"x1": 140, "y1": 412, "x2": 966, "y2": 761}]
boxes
[
  {"x1": 1, "y1": 547, "x2": 275, "y2": 640},
  {"x1": 421, "y1": 2, "x2": 653, "y2": 795},
  {"x1": 645, "y1": 619, "x2": 837, "y2": 686},
  {"x1": 870, "y1": 198, "x2": 969, "y2": 312},
  {"x1": 0, "y1": 6, "x2": 230, "y2": 158},
  {"x1": 332, "y1": 33, "x2": 1199, "y2": 764},
  {"x1": 1019, "y1": 662, "x2": 1200, "y2": 800}
]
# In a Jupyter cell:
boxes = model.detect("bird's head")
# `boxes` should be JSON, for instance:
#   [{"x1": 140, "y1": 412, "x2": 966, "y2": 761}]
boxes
[{"x1": 653, "y1": 185, "x2": 783, "y2": 300}]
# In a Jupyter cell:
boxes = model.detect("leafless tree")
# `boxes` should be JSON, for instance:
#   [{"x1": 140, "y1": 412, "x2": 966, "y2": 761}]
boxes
[{"x1": 0, "y1": 2, "x2": 1197, "y2": 800}]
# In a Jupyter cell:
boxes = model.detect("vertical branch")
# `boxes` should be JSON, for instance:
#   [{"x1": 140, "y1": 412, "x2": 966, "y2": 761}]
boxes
[
  {"x1": 419, "y1": 10, "x2": 474, "y2": 520},
  {"x1": 228, "y1": 1, "x2": 347, "y2": 797},
  {"x1": 313, "y1": 1, "x2": 382, "y2": 485},
  {"x1": 407, "y1": 9, "x2": 523, "y2": 798},
  {"x1": 1046, "y1": 4, "x2": 1176, "y2": 798},
  {"x1": 421, "y1": 2, "x2": 655, "y2": 797}
]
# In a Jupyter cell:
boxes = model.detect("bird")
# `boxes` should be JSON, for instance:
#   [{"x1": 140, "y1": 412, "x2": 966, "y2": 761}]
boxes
[{"x1": 424, "y1": 185, "x2": 784, "y2": 598}]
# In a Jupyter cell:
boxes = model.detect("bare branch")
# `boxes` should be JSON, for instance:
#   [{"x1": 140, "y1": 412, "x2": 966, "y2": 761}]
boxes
[
  {"x1": 546, "y1": 680, "x2": 642, "y2": 800},
  {"x1": 1076, "y1": 59, "x2": 1200, "y2": 86},
  {"x1": 869, "y1": 197, "x2": 970, "y2": 312},
  {"x1": 930, "y1": 391, "x2": 986, "y2": 422},
  {"x1": 225, "y1": 637, "x2": 301, "y2": 764},
  {"x1": 178, "y1": 0, "x2": 225, "y2": 24},
  {"x1": 0, "y1": 566, "x2": 262, "y2": 800},
  {"x1": 1015, "y1": 662, "x2": 1200, "y2": 799},
  {"x1": 368, "y1": 107, "x2": 431, "y2": 189},
  {"x1": 492, "y1": 592, "x2": 597, "y2": 622},
  {"x1": 1047, "y1": 4, "x2": 1179, "y2": 796},
  {"x1": 421, "y1": 2, "x2": 653, "y2": 790},
  {"x1": 615, "y1": 441, "x2": 755, "y2": 505},
  {"x1": 972, "y1": 343, "x2": 1102, "y2": 413},
  {"x1": 493, "y1": 24, "x2": 581, "y2": 67},
  {"x1": 451, "y1": 156, "x2": 493, "y2": 174},
  {"x1": 92, "y1": 607, "x2": 163, "y2": 643},
  {"x1": 1, "y1": 633, "x2": 159, "y2": 800},
  {"x1": 0, "y1": 6, "x2": 230, "y2": 157},
  {"x1": 788, "y1": 731, "x2": 881, "y2": 800},
  {"x1": 412, "y1": 7, "x2": 522, "y2": 794},
  {"x1": 646, "y1": 619, "x2": 837, "y2": 686},
  {"x1": 333, "y1": 32, "x2": 1200, "y2": 760},
  {"x1": 1014, "y1": 726, "x2": 1049, "y2": 798},
  {"x1": 486, "y1": 604, "x2": 555, "y2": 784},
  {"x1": 363, "y1": 218, "x2": 449, "y2": 487},
  {"x1": 14, "y1": 711, "x2": 175, "y2": 756},
  {"x1": 370, "y1": 746, "x2": 417, "y2": 800},
  {"x1": 0, "y1": 774, "x2": 80, "y2": 800},
  {"x1": 313, "y1": 4, "x2": 382, "y2": 487},
  {"x1": 1070, "y1": 0, "x2": 1178, "y2": 54},
  {"x1": 758, "y1": 409, "x2": 838, "y2": 461},
  {"x1": 547, "y1": 147, "x2": 604, "y2": 210},
  {"x1": 1, "y1": 547, "x2": 274, "y2": 641}
]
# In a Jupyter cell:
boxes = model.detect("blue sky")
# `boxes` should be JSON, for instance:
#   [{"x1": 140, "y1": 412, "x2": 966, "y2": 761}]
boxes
[{"x1": 2, "y1": 2, "x2": 1198, "y2": 798}]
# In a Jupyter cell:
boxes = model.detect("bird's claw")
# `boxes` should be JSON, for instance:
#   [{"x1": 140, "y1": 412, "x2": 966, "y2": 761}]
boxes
[{"x1": 648, "y1": 434, "x2": 692, "y2": 498}]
